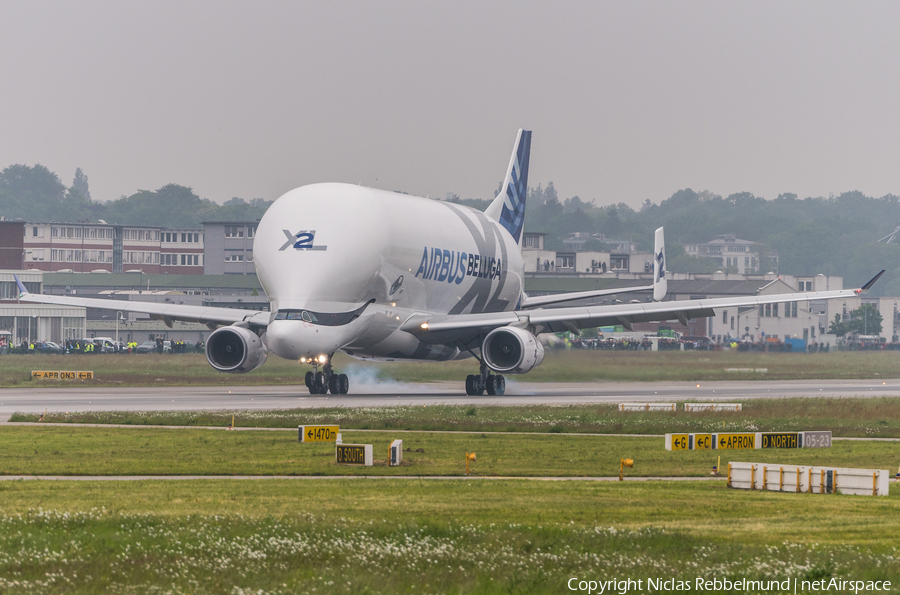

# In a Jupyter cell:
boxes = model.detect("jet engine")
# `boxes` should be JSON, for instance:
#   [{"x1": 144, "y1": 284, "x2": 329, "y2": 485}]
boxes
[
  {"x1": 206, "y1": 325, "x2": 268, "y2": 373},
  {"x1": 481, "y1": 326, "x2": 545, "y2": 374}
]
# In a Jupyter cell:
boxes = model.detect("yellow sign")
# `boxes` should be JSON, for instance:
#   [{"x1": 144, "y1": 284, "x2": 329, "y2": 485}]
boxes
[
  {"x1": 31, "y1": 370, "x2": 93, "y2": 380},
  {"x1": 299, "y1": 425, "x2": 339, "y2": 443},
  {"x1": 693, "y1": 434, "x2": 713, "y2": 450},
  {"x1": 761, "y1": 432, "x2": 799, "y2": 449},
  {"x1": 336, "y1": 444, "x2": 367, "y2": 465},
  {"x1": 669, "y1": 434, "x2": 689, "y2": 451},
  {"x1": 32, "y1": 370, "x2": 59, "y2": 380},
  {"x1": 716, "y1": 433, "x2": 755, "y2": 449}
]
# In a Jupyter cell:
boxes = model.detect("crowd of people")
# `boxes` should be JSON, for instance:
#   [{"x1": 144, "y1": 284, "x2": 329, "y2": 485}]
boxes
[
  {"x1": 0, "y1": 337, "x2": 205, "y2": 355},
  {"x1": 565, "y1": 336, "x2": 900, "y2": 352}
]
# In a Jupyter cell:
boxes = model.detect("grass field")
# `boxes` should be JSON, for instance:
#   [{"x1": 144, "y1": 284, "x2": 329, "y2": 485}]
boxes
[
  {"x1": 0, "y1": 480, "x2": 897, "y2": 594},
  {"x1": 18, "y1": 397, "x2": 900, "y2": 438},
  {"x1": 4, "y1": 349, "x2": 900, "y2": 387},
  {"x1": 1, "y1": 426, "x2": 898, "y2": 478},
  {"x1": 4, "y1": 349, "x2": 900, "y2": 592}
]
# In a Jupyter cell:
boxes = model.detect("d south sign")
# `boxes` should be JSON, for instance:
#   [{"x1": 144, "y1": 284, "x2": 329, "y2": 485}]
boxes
[{"x1": 336, "y1": 445, "x2": 367, "y2": 465}]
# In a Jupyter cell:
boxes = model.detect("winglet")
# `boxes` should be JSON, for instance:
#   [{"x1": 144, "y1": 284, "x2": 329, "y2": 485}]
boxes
[
  {"x1": 652, "y1": 227, "x2": 667, "y2": 301},
  {"x1": 13, "y1": 274, "x2": 28, "y2": 297},
  {"x1": 857, "y1": 269, "x2": 886, "y2": 293}
]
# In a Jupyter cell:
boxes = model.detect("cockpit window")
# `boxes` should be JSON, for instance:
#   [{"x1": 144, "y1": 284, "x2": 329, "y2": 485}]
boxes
[{"x1": 273, "y1": 300, "x2": 374, "y2": 326}]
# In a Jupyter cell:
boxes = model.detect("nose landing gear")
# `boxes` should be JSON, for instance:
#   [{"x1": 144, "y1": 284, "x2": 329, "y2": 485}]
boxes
[
  {"x1": 304, "y1": 358, "x2": 349, "y2": 395},
  {"x1": 465, "y1": 361, "x2": 505, "y2": 396}
]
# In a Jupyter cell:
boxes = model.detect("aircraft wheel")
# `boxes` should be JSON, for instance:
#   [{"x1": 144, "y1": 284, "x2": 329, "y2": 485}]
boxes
[
  {"x1": 465, "y1": 375, "x2": 476, "y2": 395},
  {"x1": 305, "y1": 371, "x2": 314, "y2": 389},
  {"x1": 485, "y1": 374, "x2": 497, "y2": 395},
  {"x1": 328, "y1": 374, "x2": 340, "y2": 394},
  {"x1": 315, "y1": 371, "x2": 328, "y2": 394},
  {"x1": 495, "y1": 375, "x2": 506, "y2": 396},
  {"x1": 475, "y1": 376, "x2": 486, "y2": 396},
  {"x1": 339, "y1": 374, "x2": 349, "y2": 394}
]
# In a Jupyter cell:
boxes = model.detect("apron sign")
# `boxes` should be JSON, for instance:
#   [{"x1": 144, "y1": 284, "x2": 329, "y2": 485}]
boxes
[
  {"x1": 32, "y1": 370, "x2": 93, "y2": 380},
  {"x1": 668, "y1": 431, "x2": 832, "y2": 451},
  {"x1": 716, "y1": 433, "x2": 756, "y2": 450},
  {"x1": 32, "y1": 371, "x2": 59, "y2": 380}
]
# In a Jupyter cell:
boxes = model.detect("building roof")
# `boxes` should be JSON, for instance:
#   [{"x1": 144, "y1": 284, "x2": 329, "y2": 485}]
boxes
[{"x1": 43, "y1": 272, "x2": 263, "y2": 290}]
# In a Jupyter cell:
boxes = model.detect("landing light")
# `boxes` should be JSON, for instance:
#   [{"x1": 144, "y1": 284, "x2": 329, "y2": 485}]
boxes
[
  {"x1": 421, "y1": 323, "x2": 429, "y2": 329},
  {"x1": 300, "y1": 357, "x2": 308, "y2": 363},
  {"x1": 317, "y1": 355, "x2": 327, "y2": 364}
]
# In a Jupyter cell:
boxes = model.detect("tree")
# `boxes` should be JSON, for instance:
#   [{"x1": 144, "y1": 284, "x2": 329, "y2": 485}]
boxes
[
  {"x1": 847, "y1": 304, "x2": 883, "y2": 336},
  {"x1": 72, "y1": 168, "x2": 91, "y2": 199},
  {"x1": 829, "y1": 314, "x2": 848, "y2": 337}
]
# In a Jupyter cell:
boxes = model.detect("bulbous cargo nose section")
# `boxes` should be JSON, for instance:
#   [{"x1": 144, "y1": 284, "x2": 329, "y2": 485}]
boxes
[
  {"x1": 254, "y1": 183, "x2": 391, "y2": 309},
  {"x1": 265, "y1": 320, "x2": 354, "y2": 360}
]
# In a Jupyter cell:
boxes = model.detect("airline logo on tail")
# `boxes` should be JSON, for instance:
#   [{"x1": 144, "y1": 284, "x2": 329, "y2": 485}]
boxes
[{"x1": 498, "y1": 130, "x2": 531, "y2": 244}]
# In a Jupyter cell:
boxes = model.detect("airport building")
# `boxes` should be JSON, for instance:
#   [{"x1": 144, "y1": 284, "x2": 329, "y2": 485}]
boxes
[
  {"x1": 0, "y1": 270, "x2": 86, "y2": 344},
  {"x1": 202, "y1": 221, "x2": 258, "y2": 275},
  {"x1": 5, "y1": 221, "x2": 205, "y2": 275}
]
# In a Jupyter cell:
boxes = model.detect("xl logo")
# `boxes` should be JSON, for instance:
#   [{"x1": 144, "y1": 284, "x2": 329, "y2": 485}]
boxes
[{"x1": 279, "y1": 229, "x2": 328, "y2": 251}]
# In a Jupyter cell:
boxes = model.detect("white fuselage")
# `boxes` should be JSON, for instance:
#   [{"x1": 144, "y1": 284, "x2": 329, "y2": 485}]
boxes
[{"x1": 255, "y1": 183, "x2": 523, "y2": 362}]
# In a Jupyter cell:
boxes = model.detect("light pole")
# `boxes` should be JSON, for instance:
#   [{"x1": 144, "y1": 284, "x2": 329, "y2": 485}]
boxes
[{"x1": 115, "y1": 311, "x2": 124, "y2": 345}]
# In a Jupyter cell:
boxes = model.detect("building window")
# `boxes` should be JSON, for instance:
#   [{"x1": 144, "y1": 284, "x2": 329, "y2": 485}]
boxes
[
  {"x1": 772, "y1": 303, "x2": 778, "y2": 317},
  {"x1": 225, "y1": 225, "x2": 243, "y2": 238},
  {"x1": 247, "y1": 227, "x2": 254, "y2": 238},
  {"x1": 730, "y1": 316, "x2": 735, "y2": 330},
  {"x1": 722, "y1": 310, "x2": 727, "y2": 324},
  {"x1": 194, "y1": 233, "x2": 200, "y2": 243}
]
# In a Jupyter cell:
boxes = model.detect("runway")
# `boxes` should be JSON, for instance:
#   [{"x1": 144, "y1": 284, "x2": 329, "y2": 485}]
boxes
[{"x1": 1, "y1": 377, "x2": 899, "y2": 419}]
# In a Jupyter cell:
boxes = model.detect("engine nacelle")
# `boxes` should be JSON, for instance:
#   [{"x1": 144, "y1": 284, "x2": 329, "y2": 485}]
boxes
[
  {"x1": 206, "y1": 325, "x2": 268, "y2": 374},
  {"x1": 482, "y1": 326, "x2": 545, "y2": 374}
]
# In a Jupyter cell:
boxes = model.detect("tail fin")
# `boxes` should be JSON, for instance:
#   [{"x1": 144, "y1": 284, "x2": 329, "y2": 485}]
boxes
[
  {"x1": 652, "y1": 226, "x2": 667, "y2": 301},
  {"x1": 485, "y1": 129, "x2": 532, "y2": 244}
]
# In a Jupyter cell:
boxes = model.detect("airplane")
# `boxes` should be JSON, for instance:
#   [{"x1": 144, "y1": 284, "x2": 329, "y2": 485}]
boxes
[{"x1": 16, "y1": 129, "x2": 884, "y2": 396}]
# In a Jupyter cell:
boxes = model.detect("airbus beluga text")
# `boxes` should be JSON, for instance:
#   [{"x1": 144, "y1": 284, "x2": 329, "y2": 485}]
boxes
[{"x1": 16, "y1": 130, "x2": 884, "y2": 396}]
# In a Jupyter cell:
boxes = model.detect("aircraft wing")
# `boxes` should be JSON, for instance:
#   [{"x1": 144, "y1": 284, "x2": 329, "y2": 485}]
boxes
[
  {"x1": 520, "y1": 284, "x2": 653, "y2": 308},
  {"x1": 403, "y1": 270, "x2": 885, "y2": 341},
  {"x1": 14, "y1": 276, "x2": 270, "y2": 329}
]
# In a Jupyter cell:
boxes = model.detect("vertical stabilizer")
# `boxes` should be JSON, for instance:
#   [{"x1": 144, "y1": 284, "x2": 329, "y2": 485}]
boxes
[
  {"x1": 485, "y1": 129, "x2": 532, "y2": 244},
  {"x1": 653, "y1": 226, "x2": 667, "y2": 301}
]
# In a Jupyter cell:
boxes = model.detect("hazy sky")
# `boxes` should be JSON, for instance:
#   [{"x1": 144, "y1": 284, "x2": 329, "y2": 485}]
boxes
[{"x1": 3, "y1": 1, "x2": 900, "y2": 209}]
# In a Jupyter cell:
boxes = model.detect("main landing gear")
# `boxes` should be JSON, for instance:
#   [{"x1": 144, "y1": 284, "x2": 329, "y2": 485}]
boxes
[
  {"x1": 465, "y1": 361, "x2": 505, "y2": 396},
  {"x1": 304, "y1": 358, "x2": 349, "y2": 395}
]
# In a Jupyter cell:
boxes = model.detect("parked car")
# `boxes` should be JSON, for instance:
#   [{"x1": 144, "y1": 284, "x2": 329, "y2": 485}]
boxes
[
  {"x1": 135, "y1": 341, "x2": 157, "y2": 354},
  {"x1": 36, "y1": 341, "x2": 64, "y2": 354},
  {"x1": 90, "y1": 337, "x2": 119, "y2": 353}
]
